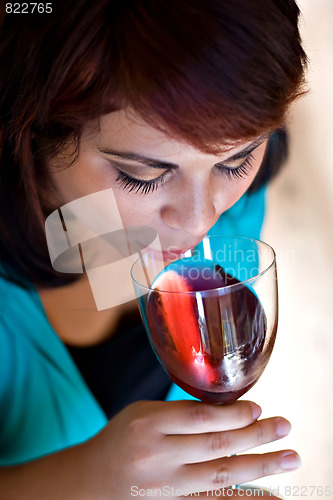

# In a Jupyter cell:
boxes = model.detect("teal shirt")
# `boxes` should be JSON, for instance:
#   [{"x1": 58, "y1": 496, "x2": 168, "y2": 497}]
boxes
[{"x1": 0, "y1": 188, "x2": 266, "y2": 465}]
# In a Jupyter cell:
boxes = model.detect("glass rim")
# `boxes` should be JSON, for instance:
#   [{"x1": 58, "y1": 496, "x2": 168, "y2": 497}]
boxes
[{"x1": 130, "y1": 234, "x2": 276, "y2": 295}]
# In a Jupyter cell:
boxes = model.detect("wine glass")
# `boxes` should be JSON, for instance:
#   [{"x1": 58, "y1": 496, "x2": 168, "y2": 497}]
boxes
[{"x1": 131, "y1": 235, "x2": 279, "y2": 494}]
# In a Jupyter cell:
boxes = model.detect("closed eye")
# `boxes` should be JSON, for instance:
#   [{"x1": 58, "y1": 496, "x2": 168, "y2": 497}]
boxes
[
  {"x1": 114, "y1": 168, "x2": 169, "y2": 194},
  {"x1": 215, "y1": 153, "x2": 255, "y2": 180},
  {"x1": 113, "y1": 152, "x2": 255, "y2": 194},
  {"x1": 112, "y1": 141, "x2": 258, "y2": 194}
]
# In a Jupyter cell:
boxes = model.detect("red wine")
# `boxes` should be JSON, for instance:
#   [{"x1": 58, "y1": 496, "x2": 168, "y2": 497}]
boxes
[{"x1": 145, "y1": 259, "x2": 275, "y2": 403}]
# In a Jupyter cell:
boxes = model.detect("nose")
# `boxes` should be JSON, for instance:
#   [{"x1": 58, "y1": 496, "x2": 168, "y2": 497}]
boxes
[{"x1": 160, "y1": 179, "x2": 220, "y2": 237}]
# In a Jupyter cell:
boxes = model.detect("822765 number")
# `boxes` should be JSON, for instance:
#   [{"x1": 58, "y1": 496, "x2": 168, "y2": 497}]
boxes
[{"x1": 5, "y1": 3, "x2": 52, "y2": 13}]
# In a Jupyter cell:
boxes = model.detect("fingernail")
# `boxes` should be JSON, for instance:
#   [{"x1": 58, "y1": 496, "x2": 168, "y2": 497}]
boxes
[
  {"x1": 280, "y1": 452, "x2": 301, "y2": 471},
  {"x1": 276, "y1": 418, "x2": 291, "y2": 437},
  {"x1": 250, "y1": 403, "x2": 262, "y2": 420}
]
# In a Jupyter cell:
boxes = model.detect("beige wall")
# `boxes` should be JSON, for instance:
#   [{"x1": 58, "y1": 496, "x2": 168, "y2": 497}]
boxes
[{"x1": 245, "y1": 1, "x2": 333, "y2": 497}]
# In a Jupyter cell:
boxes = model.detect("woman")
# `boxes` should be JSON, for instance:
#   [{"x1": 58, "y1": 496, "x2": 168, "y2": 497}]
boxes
[{"x1": 0, "y1": 0, "x2": 307, "y2": 498}]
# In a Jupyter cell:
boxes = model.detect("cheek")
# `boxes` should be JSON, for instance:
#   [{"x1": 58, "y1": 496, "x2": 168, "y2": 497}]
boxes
[
  {"x1": 251, "y1": 141, "x2": 268, "y2": 177},
  {"x1": 114, "y1": 190, "x2": 160, "y2": 227},
  {"x1": 47, "y1": 155, "x2": 116, "y2": 206},
  {"x1": 214, "y1": 142, "x2": 267, "y2": 213}
]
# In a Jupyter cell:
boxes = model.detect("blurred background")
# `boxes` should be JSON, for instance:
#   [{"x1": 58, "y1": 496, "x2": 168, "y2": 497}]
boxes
[{"x1": 245, "y1": 0, "x2": 333, "y2": 497}]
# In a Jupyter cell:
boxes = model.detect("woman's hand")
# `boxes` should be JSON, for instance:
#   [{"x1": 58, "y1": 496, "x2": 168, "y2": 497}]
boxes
[{"x1": 84, "y1": 399, "x2": 300, "y2": 498}]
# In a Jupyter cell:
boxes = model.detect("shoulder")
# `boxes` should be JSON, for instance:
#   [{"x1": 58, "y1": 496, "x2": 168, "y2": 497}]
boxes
[
  {"x1": 0, "y1": 274, "x2": 23, "y2": 415},
  {"x1": 0, "y1": 271, "x2": 38, "y2": 328},
  {"x1": 0, "y1": 271, "x2": 47, "y2": 392}
]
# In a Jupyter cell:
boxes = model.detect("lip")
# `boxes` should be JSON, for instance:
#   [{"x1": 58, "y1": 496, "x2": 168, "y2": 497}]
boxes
[
  {"x1": 145, "y1": 243, "x2": 202, "y2": 262},
  {"x1": 162, "y1": 248, "x2": 189, "y2": 259}
]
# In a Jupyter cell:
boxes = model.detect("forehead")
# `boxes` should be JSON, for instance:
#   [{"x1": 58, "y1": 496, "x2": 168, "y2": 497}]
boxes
[{"x1": 85, "y1": 109, "x2": 258, "y2": 162}]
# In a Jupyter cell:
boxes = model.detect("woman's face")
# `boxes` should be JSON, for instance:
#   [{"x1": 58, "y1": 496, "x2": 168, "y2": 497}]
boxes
[{"x1": 47, "y1": 110, "x2": 268, "y2": 255}]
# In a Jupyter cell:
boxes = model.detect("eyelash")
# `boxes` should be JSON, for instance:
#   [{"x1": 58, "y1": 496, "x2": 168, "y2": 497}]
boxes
[
  {"x1": 114, "y1": 153, "x2": 255, "y2": 195},
  {"x1": 115, "y1": 169, "x2": 168, "y2": 195},
  {"x1": 216, "y1": 153, "x2": 255, "y2": 180}
]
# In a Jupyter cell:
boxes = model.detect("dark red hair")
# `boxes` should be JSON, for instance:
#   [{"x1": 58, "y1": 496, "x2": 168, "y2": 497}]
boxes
[{"x1": 0, "y1": 0, "x2": 307, "y2": 287}]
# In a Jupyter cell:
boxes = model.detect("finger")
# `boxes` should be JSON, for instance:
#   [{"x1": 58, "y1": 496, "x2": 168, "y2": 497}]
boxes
[
  {"x1": 165, "y1": 417, "x2": 291, "y2": 464},
  {"x1": 173, "y1": 450, "x2": 301, "y2": 494},
  {"x1": 151, "y1": 400, "x2": 261, "y2": 434}
]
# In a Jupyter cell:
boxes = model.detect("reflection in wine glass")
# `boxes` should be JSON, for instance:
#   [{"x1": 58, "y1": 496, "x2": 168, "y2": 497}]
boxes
[{"x1": 131, "y1": 235, "x2": 280, "y2": 496}]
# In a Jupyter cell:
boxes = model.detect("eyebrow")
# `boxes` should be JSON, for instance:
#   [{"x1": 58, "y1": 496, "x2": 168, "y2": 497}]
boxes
[{"x1": 98, "y1": 134, "x2": 269, "y2": 170}]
